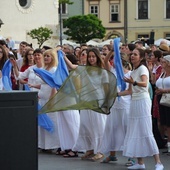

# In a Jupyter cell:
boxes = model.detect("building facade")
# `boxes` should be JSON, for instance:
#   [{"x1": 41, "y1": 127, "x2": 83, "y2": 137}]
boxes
[
  {"x1": 0, "y1": 0, "x2": 59, "y2": 48},
  {"x1": 0, "y1": 0, "x2": 170, "y2": 47},
  {"x1": 84, "y1": 0, "x2": 125, "y2": 41},
  {"x1": 84, "y1": 0, "x2": 170, "y2": 43},
  {"x1": 127, "y1": 0, "x2": 170, "y2": 43}
]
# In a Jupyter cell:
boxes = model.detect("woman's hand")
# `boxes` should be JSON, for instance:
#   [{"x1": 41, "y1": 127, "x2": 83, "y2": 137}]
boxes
[
  {"x1": 124, "y1": 76, "x2": 134, "y2": 84},
  {"x1": 28, "y1": 84, "x2": 33, "y2": 88},
  {"x1": 155, "y1": 88, "x2": 167, "y2": 95},
  {"x1": 9, "y1": 57, "x2": 17, "y2": 67}
]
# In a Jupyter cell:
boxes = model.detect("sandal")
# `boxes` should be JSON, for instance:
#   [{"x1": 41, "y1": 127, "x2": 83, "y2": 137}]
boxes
[
  {"x1": 63, "y1": 151, "x2": 78, "y2": 158},
  {"x1": 90, "y1": 153, "x2": 104, "y2": 162},
  {"x1": 101, "y1": 155, "x2": 118, "y2": 163},
  {"x1": 125, "y1": 158, "x2": 135, "y2": 166},
  {"x1": 41, "y1": 149, "x2": 53, "y2": 154},
  {"x1": 81, "y1": 151, "x2": 94, "y2": 160},
  {"x1": 55, "y1": 148, "x2": 66, "y2": 155}
]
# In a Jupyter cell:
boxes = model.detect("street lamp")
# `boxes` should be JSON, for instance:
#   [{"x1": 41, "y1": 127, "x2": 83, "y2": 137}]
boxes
[
  {"x1": 59, "y1": 3, "x2": 63, "y2": 46},
  {"x1": 0, "y1": 19, "x2": 4, "y2": 28}
]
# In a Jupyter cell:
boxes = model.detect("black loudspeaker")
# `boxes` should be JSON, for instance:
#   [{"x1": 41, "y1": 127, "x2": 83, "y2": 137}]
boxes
[
  {"x1": 0, "y1": 91, "x2": 38, "y2": 170},
  {"x1": 149, "y1": 31, "x2": 155, "y2": 45}
]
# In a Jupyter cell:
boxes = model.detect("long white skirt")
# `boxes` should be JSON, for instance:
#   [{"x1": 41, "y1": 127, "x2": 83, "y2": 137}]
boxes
[
  {"x1": 57, "y1": 110, "x2": 80, "y2": 151},
  {"x1": 38, "y1": 112, "x2": 60, "y2": 149},
  {"x1": 101, "y1": 106, "x2": 129, "y2": 153},
  {"x1": 73, "y1": 110, "x2": 107, "y2": 154},
  {"x1": 123, "y1": 98, "x2": 159, "y2": 157}
]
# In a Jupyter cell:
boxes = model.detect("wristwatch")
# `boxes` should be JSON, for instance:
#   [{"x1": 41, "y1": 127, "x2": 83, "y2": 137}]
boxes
[{"x1": 133, "y1": 81, "x2": 138, "y2": 86}]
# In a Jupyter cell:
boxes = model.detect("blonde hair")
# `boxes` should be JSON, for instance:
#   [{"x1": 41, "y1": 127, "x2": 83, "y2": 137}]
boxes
[{"x1": 43, "y1": 49, "x2": 58, "y2": 69}]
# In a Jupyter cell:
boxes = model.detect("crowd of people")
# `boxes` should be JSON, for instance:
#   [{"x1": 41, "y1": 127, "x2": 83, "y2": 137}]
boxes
[{"x1": 0, "y1": 37, "x2": 170, "y2": 170}]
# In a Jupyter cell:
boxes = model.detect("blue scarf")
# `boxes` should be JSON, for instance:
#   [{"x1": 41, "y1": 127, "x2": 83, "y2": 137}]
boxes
[
  {"x1": 24, "y1": 84, "x2": 54, "y2": 132},
  {"x1": 2, "y1": 59, "x2": 12, "y2": 90},
  {"x1": 33, "y1": 50, "x2": 69, "y2": 89},
  {"x1": 113, "y1": 38, "x2": 126, "y2": 91}
]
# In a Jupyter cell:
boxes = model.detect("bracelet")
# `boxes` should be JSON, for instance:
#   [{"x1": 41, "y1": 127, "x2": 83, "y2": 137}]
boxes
[
  {"x1": 133, "y1": 81, "x2": 138, "y2": 86},
  {"x1": 117, "y1": 92, "x2": 119, "y2": 97}
]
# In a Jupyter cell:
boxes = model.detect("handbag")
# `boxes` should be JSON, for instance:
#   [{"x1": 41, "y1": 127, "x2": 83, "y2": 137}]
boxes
[
  {"x1": 160, "y1": 93, "x2": 170, "y2": 107},
  {"x1": 160, "y1": 75, "x2": 170, "y2": 107}
]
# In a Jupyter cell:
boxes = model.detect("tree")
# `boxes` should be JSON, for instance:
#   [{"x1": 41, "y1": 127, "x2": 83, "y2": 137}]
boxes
[
  {"x1": 63, "y1": 14, "x2": 106, "y2": 44},
  {"x1": 27, "y1": 27, "x2": 53, "y2": 48},
  {"x1": 59, "y1": 0, "x2": 73, "y2": 4}
]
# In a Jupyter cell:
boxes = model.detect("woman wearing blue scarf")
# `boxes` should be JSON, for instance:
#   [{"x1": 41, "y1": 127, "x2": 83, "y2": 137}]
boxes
[
  {"x1": 37, "y1": 49, "x2": 60, "y2": 152},
  {"x1": 100, "y1": 50, "x2": 132, "y2": 164}
]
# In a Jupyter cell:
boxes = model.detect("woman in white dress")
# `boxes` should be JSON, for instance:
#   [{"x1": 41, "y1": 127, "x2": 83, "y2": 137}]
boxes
[
  {"x1": 10, "y1": 49, "x2": 60, "y2": 151},
  {"x1": 155, "y1": 55, "x2": 170, "y2": 155},
  {"x1": 37, "y1": 49, "x2": 60, "y2": 151},
  {"x1": 65, "y1": 47, "x2": 108, "y2": 161},
  {"x1": 118, "y1": 48, "x2": 164, "y2": 170},
  {"x1": 10, "y1": 48, "x2": 44, "y2": 92},
  {"x1": 100, "y1": 52, "x2": 132, "y2": 163}
]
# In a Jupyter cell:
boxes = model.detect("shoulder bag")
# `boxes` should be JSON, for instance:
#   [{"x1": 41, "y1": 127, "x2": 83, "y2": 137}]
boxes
[{"x1": 160, "y1": 75, "x2": 170, "y2": 107}]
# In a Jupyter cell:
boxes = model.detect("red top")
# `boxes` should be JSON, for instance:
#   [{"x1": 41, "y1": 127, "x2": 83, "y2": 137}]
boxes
[{"x1": 20, "y1": 65, "x2": 30, "y2": 82}]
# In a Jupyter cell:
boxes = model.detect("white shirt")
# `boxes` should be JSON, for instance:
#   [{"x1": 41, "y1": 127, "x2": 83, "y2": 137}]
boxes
[{"x1": 131, "y1": 65, "x2": 150, "y2": 100}]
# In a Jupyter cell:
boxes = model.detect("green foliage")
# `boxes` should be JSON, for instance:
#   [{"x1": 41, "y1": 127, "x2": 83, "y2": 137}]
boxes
[
  {"x1": 59, "y1": 0, "x2": 73, "y2": 4},
  {"x1": 63, "y1": 14, "x2": 106, "y2": 44},
  {"x1": 27, "y1": 27, "x2": 53, "y2": 48}
]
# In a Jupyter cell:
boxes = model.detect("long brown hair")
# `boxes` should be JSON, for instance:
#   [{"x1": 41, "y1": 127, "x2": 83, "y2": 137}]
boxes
[
  {"x1": 22, "y1": 48, "x2": 34, "y2": 66},
  {"x1": 0, "y1": 45, "x2": 8, "y2": 70},
  {"x1": 134, "y1": 48, "x2": 147, "y2": 69},
  {"x1": 86, "y1": 47, "x2": 104, "y2": 68}
]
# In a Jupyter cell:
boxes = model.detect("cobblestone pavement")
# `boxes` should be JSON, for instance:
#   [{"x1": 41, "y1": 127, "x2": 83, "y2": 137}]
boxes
[{"x1": 39, "y1": 149, "x2": 170, "y2": 170}]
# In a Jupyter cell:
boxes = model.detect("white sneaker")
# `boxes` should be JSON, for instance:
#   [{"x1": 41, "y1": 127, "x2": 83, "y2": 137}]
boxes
[
  {"x1": 127, "y1": 163, "x2": 145, "y2": 169},
  {"x1": 155, "y1": 163, "x2": 164, "y2": 170}
]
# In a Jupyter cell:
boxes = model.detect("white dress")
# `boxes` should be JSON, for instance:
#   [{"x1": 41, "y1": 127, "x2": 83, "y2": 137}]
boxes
[
  {"x1": 101, "y1": 71, "x2": 131, "y2": 153},
  {"x1": 18, "y1": 65, "x2": 42, "y2": 92},
  {"x1": 38, "y1": 67, "x2": 60, "y2": 149},
  {"x1": 57, "y1": 110, "x2": 80, "y2": 151},
  {"x1": 123, "y1": 65, "x2": 159, "y2": 157},
  {"x1": 72, "y1": 69, "x2": 108, "y2": 154}
]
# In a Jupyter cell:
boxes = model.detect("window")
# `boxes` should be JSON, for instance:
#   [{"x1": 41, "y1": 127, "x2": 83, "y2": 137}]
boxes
[
  {"x1": 90, "y1": 5, "x2": 98, "y2": 17},
  {"x1": 18, "y1": 0, "x2": 31, "y2": 9},
  {"x1": 137, "y1": 34, "x2": 149, "y2": 39},
  {"x1": 166, "y1": 0, "x2": 170, "y2": 18},
  {"x1": 59, "y1": 3, "x2": 67, "y2": 14},
  {"x1": 16, "y1": 0, "x2": 35, "y2": 13},
  {"x1": 165, "y1": 33, "x2": 170, "y2": 40},
  {"x1": 138, "y1": 0, "x2": 148, "y2": 19},
  {"x1": 110, "y1": 4, "x2": 119, "y2": 22}
]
